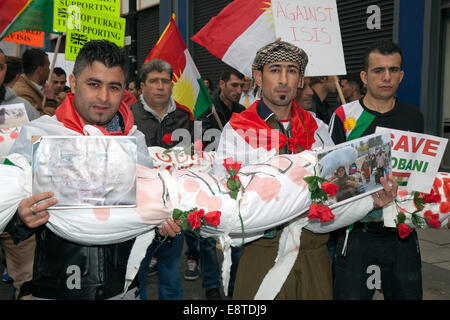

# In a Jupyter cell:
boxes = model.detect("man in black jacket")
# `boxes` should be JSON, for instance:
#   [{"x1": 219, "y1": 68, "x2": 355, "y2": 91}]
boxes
[
  {"x1": 130, "y1": 59, "x2": 194, "y2": 299},
  {"x1": 5, "y1": 40, "x2": 181, "y2": 300},
  {"x1": 202, "y1": 68, "x2": 246, "y2": 131}
]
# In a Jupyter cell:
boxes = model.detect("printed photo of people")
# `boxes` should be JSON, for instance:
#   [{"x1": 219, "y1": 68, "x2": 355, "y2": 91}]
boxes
[{"x1": 317, "y1": 132, "x2": 392, "y2": 206}]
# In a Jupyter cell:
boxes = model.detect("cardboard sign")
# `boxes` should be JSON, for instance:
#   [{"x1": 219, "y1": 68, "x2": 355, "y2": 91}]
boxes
[
  {"x1": 376, "y1": 127, "x2": 448, "y2": 193},
  {"x1": 53, "y1": 0, "x2": 121, "y2": 33},
  {"x1": 2, "y1": 30, "x2": 44, "y2": 47},
  {"x1": 65, "y1": 11, "x2": 125, "y2": 61},
  {"x1": 272, "y1": 0, "x2": 346, "y2": 76}
]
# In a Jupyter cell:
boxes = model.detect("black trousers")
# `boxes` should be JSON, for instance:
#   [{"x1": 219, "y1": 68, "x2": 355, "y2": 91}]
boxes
[{"x1": 333, "y1": 222, "x2": 422, "y2": 300}]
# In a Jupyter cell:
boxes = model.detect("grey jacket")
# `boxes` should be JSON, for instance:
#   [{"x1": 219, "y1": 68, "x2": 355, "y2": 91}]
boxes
[{"x1": 1, "y1": 86, "x2": 40, "y2": 121}]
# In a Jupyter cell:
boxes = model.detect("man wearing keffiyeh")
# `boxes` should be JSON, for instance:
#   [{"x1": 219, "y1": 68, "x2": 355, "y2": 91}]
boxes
[{"x1": 212, "y1": 41, "x2": 397, "y2": 300}]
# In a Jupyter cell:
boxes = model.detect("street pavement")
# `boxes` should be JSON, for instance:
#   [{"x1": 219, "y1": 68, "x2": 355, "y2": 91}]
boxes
[{"x1": 0, "y1": 228, "x2": 448, "y2": 300}]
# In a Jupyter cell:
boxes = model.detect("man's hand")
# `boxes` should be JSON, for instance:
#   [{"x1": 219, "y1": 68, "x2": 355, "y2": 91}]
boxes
[
  {"x1": 44, "y1": 82, "x2": 56, "y2": 100},
  {"x1": 158, "y1": 218, "x2": 182, "y2": 238},
  {"x1": 372, "y1": 175, "x2": 398, "y2": 209},
  {"x1": 18, "y1": 192, "x2": 57, "y2": 228}
]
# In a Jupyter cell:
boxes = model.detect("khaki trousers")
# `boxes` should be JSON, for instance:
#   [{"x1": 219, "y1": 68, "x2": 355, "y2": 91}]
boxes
[
  {"x1": 233, "y1": 228, "x2": 332, "y2": 300},
  {"x1": 0, "y1": 232, "x2": 35, "y2": 300}
]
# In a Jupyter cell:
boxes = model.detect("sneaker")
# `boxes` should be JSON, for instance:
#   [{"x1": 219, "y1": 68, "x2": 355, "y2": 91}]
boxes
[
  {"x1": 184, "y1": 258, "x2": 199, "y2": 280},
  {"x1": 205, "y1": 288, "x2": 222, "y2": 300},
  {"x1": 148, "y1": 257, "x2": 157, "y2": 276}
]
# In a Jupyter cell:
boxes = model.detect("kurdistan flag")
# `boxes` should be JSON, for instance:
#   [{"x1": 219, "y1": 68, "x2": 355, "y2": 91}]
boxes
[
  {"x1": 144, "y1": 16, "x2": 210, "y2": 120},
  {"x1": 0, "y1": 0, "x2": 55, "y2": 40}
]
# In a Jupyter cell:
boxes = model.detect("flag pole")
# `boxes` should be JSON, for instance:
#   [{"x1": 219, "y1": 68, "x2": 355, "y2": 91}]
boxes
[
  {"x1": 42, "y1": 34, "x2": 63, "y2": 109},
  {"x1": 334, "y1": 75, "x2": 346, "y2": 105},
  {"x1": 211, "y1": 104, "x2": 224, "y2": 130}
]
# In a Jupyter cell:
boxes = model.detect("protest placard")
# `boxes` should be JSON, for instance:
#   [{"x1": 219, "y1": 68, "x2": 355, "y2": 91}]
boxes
[
  {"x1": 46, "y1": 52, "x2": 75, "y2": 85},
  {"x1": 65, "y1": 11, "x2": 125, "y2": 61},
  {"x1": 32, "y1": 136, "x2": 137, "y2": 208},
  {"x1": 53, "y1": 0, "x2": 121, "y2": 33},
  {"x1": 271, "y1": 0, "x2": 346, "y2": 76},
  {"x1": 2, "y1": 30, "x2": 44, "y2": 47},
  {"x1": 317, "y1": 132, "x2": 391, "y2": 209},
  {"x1": 376, "y1": 127, "x2": 448, "y2": 193}
]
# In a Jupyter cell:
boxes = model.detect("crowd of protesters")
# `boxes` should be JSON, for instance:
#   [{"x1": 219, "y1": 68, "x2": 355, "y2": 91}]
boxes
[{"x1": 0, "y1": 33, "x2": 447, "y2": 301}]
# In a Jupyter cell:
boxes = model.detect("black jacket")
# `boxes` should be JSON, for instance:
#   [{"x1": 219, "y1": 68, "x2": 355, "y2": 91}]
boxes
[
  {"x1": 199, "y1": 91, "x2": 246, "y2": 131},
  {"x1": 5, "y1": 215, "x2": 136, "y2": 299},
  {"x1": 130, "y1": 99, "x2": 194, "y2": 148}
]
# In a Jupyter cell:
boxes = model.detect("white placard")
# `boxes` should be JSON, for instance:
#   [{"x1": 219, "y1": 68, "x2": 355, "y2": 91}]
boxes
[
  {"x1": 46, "y1": 52, "x2": 75, "y2": 86},
  {"x1": 272, "y1": 0, "x2": 346, "y2": 76},
  {"x1": 376, "y1": 127, "x2": 448, "y2": 193}
]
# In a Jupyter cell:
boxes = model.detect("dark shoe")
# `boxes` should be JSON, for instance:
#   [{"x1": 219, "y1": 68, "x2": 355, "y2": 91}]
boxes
[
  {"x1": 148, "y1": 257, "x2": 157, "y2": 276},
  {"x1": 184, "y1": 258, "x2": 199, "y2": 280},
  {"x1": 205, "y1": 288, "x2": 222, "y2": 300}
]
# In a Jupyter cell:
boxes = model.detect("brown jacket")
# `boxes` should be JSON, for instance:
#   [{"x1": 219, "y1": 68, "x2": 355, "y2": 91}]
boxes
[{"x1": 13, "y1": 74, "x2": 58, "y2": 116}]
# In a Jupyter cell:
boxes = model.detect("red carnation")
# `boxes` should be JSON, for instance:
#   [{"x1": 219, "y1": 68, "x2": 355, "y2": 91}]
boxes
[
  {"x1": 187, "y1": 209, "x2": 205, "y2": 229},
  {"x1": 424, "y1": 190, "x2": 441, "y2": 203},
  {"x1": 223, "y1": 157, "x2": 242, "y2": 176},
  {"x1": 318, "y1": 204, "x2": 335, "y2": 223},
  {"x1": 162, "y1": 133, "x2": 173, "y2": 145},
  {"x1": 308, "y1": 203, "x2": 334, "y2": 222},
  {"x1": 204, "y1": 211, "x2": 221, "y2": 227},
  {"x1": 440, "y1": 201, "x2": 450, "y2": 214},
  {"x1": 398, "y1": 223, "x2": 413, "y2": 239},
  {"x1": 426, "y1": 213, "x2": 442, "y2": 229},
  {"x1": 308, "y1": 203, "x2": 321, "y2": 220},
  {"x1": 321, "y1": 182, "x2": 339, "y2": 197}
]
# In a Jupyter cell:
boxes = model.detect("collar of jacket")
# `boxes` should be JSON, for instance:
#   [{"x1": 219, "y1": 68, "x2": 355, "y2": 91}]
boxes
[{"x1": 139, "y1": 94, "x2": 176, "y2": 123}]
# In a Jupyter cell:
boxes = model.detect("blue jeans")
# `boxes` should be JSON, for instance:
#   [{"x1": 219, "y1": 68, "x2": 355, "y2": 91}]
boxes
[
  {"x1": 184, "y1": 231, "x2": 200, "y2": 259},
  {"x1": 200, "y1": 237, "x2": 242, "y2": 295},
  {"x1": 137, "y1": 232, "x2": 184, "y2": 300}
]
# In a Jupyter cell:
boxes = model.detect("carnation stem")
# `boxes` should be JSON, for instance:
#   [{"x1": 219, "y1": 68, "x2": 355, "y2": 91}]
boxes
[{"x1": 238, "y1": 200, "x2": 245, "y2": 246}]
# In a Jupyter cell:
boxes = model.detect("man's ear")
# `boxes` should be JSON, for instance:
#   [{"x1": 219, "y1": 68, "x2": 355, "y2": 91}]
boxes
[
  {"x1": 360, "y1": 71, "x2": 367, "y2": 86},
  {"x1": 253, "y1": 70, "x2": 263, "y2": 87},
  {"x1": 69, "y1": 74, "x2": 76, "y2": 93},
  {"x1": 219, "y1": 79, "x2": 225, "y2": 90}
]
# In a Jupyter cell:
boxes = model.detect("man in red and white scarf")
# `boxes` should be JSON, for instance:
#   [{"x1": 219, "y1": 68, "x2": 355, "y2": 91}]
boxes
[
  {"x1": 4, "y1": 40, "x2": 181, "y2": 300},
  {"x1": 212, "y1": 41, "x2": 397, "y2": 300}
]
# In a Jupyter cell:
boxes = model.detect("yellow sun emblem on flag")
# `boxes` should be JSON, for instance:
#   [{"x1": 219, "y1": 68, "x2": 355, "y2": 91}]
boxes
[
  {"x1": 262, "y1": 1, "x2": 275, "y2": 28},
  {"x1": 344, "y1": 117, "x2": 356, "y2": 131},
  {"x1": 172, "y1": 73, "x2": 196, "y2": 112}
]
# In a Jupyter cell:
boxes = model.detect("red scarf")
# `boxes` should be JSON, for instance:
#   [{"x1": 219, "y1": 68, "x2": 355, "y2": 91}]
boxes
[
  {"x1": 229, "y1": 100, "x2": 318, "y2": 153},
  {"x1": 55, "y1": 92, "x2": 134, "y2": 136}
]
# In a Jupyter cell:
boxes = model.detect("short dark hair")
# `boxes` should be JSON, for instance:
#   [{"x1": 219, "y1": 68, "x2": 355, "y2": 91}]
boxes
[
  {"x1": 127, "y1": 77, "x2": 140, "y2": 87},
  {"x1": 22, "y1": 48, "x2": 48, "y2": 75},
  {"x1": 139, "y1": 59, "x2": 173, "y2": 83},
  {"x1": 340, "y1": 72, "x2": 363, "y2": 93},
  {"x1": 4, "y1": 56, "x2": 23, "y2": 84},
  {"x1": 53, "y1": 67, "x2": 66, "y2": 77},
  {"x1": 220, "y1": 68, "x2": 244, "y2": 82},
  {"x1": 73, "y1": 40, "x2": 128, "y2": 79},
  {"x1": 363, "y1": 40, "x2": 402, "y2": 71}
]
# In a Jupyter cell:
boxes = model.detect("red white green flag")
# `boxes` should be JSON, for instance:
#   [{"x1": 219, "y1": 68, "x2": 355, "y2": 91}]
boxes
[
  {"x1": 144, "y1": 16, "x2": 211, "y2": 120},
  {"x1": 0, "y1": 0, "x2": 55, "y2": 40},
  {"x1": 191, "y1": 0, "x2": 276, "y2": 77}
]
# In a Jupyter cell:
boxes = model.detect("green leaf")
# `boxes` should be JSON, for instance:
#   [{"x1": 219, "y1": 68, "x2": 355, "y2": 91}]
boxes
[
  {"x1": 304, "y1": 176, "x2": 316, "y2": 184},
  {"x1": 413, "y1": 192, "x2": 425, "y2": 211},
  {"x1": 308, "y1": 182, "x2": 319, "y2": 193},
  {"x1": 230, "y1": 190, "x2": 238, "y2": 200},
  {"x1": 172, "y1": 209, "x2": 183, "y2": 219},
  {"x1": 181, "y1": 219, "x2": 189, "y2": 231},
  {"x1": 411, "y1": 213, "x2": 426, "y2": 228},
  {"x1": 397, "y1": 212, "x2": 406, "y2": 224}
]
